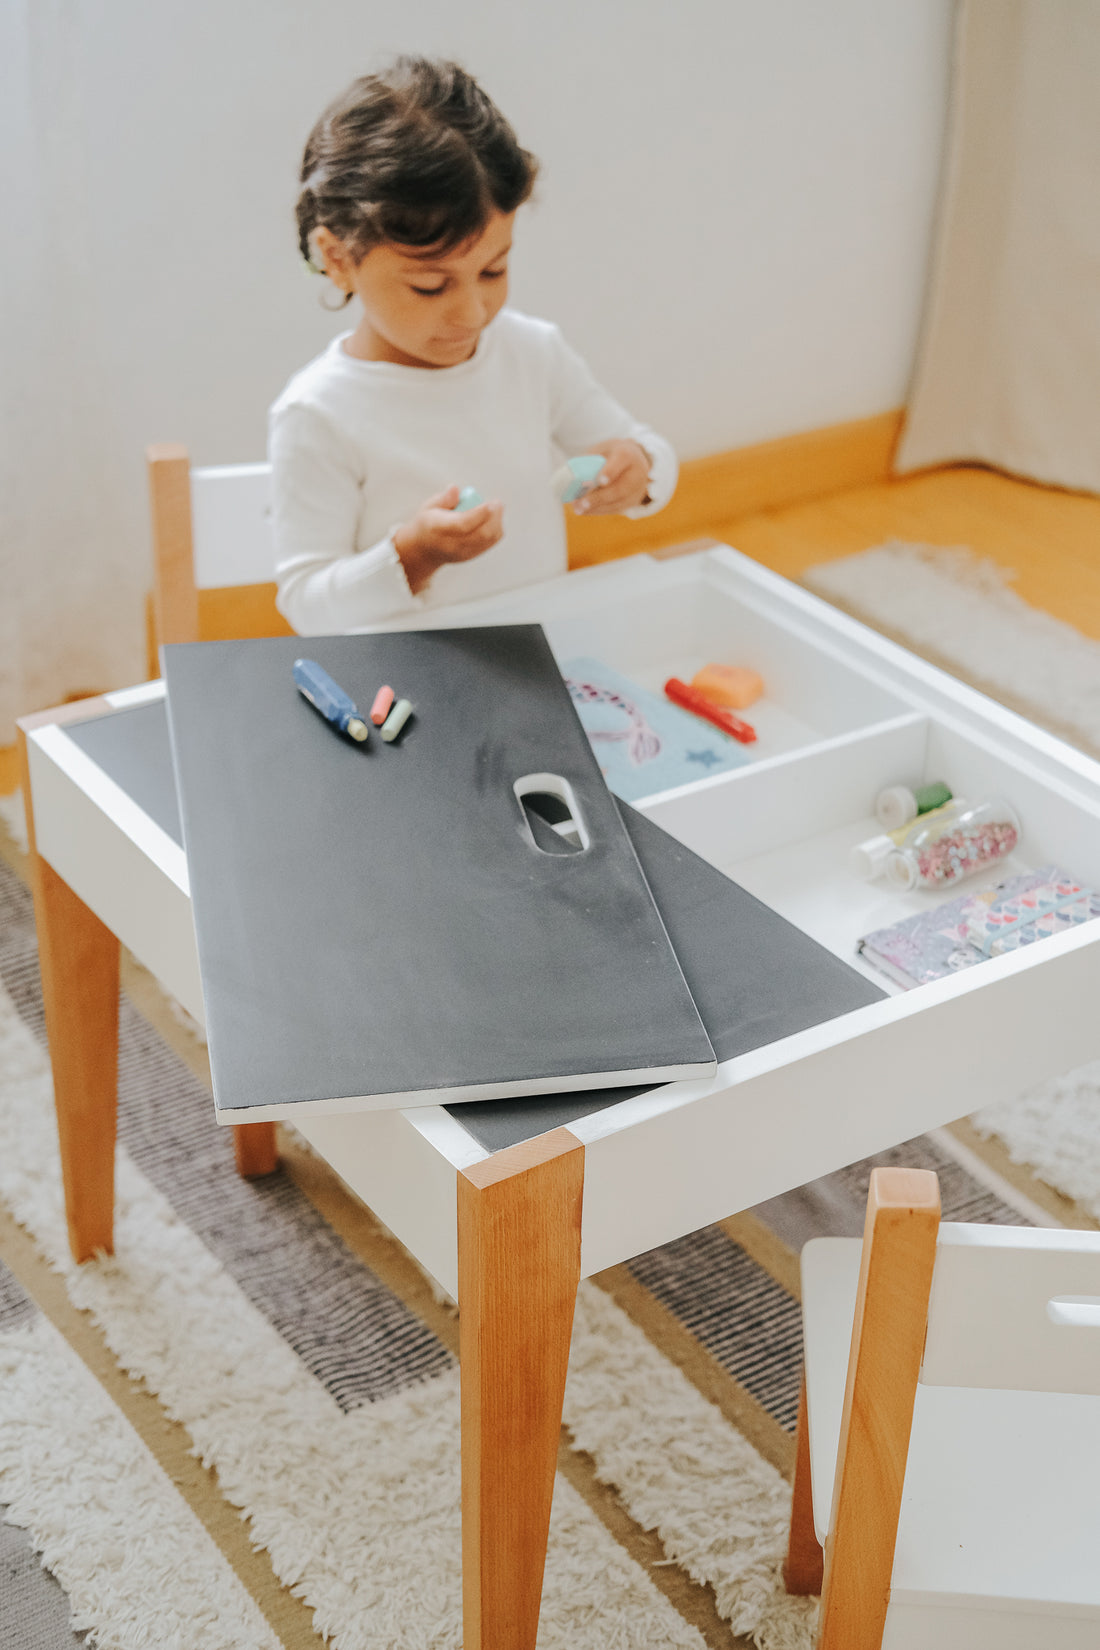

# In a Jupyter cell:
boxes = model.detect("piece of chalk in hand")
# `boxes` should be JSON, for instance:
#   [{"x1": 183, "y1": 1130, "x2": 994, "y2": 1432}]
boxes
[
  {"x1": 370, "y1": 685, "x2": 396, "y2": 726},
  {"x1": 455, "y1": 486, "x2": 484, "y2": 511},
  {"x1": 552, "y1": 454, "x2": 606, "y2": 503},
  {"x1": 380, "y1": 698, "x2": 413, "y2": 742}
]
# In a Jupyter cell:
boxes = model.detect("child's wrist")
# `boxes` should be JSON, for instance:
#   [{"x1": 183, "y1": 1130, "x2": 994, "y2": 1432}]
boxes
[{"x1": 392, "y1": 522, "x2": 437, "y2": 596}]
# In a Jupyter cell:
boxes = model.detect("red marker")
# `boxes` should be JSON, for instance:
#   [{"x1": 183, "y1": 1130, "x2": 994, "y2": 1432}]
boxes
[
  {"x1": 664, "y1": 677, "x2": 757, "y2": 743},
  {"x1": 370, "y1": 685, "x2": 396, "y2": 727}
]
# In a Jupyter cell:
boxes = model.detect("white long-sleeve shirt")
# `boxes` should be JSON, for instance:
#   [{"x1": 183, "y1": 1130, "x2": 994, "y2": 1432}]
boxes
[{"x1": 269, "y1": 308, "x2": 677, "y2": 634}]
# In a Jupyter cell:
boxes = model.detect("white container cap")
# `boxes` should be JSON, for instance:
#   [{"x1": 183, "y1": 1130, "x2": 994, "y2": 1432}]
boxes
[
  {"x1": 887, "y1": 850, "x2": 918, "y2": 890},
  {"x1": 849, "y1": 834, "x2": 897, "y2": 880},
  {"x1": 876, "y1": 785, "x2": 918, "y2": 830}
]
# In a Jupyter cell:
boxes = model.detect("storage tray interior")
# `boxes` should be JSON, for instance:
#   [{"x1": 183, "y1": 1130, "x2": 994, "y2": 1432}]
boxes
[
  {"x1": 643, "y1": 714, "x2": 1100, "y2": 994},
  {"x1": 537, "y1": 571, "x2": 912, "y2": 763}
]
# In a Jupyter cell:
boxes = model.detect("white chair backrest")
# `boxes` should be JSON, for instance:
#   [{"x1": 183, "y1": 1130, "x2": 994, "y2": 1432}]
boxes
[
  {"x1": 190, "y1": 463, "x2": 274, "y2": 590},
  {"x1": 922, "y1": 1221, "x2": 1100, "y2": 1396}
]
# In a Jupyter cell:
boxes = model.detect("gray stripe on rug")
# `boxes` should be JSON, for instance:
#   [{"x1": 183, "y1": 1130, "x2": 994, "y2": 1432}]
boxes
[
  {"x1": 1, "y1": 1259, "x2": 90, "y2": 1650},
  {"x1": 0, "y1": 1516, "x2": 90, "y2": 1650},
  {"x1": 0, "y1": 862, "x2": 453, "y2": 1412},
  {"x1": 632, "y1": 1133, "x2": 1027, "y2": 1434},
  {"x1": 0, "y1": 1257, "x2": 36, "y2": 1335}
]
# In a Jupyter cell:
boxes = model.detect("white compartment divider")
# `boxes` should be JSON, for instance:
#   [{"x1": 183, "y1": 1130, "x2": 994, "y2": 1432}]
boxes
[{"x1": 640, "y1": 712, "x2": 928, "y2": 866}]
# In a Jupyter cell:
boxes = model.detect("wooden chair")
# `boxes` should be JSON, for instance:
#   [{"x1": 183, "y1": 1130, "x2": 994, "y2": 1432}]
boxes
[
  {"x1": 784, "y1": 1165, "x2": 1100, "y2": 1649},
  {"x1": 146, "y1": 443, "x2": 291, "y2": 1177},
  {"x1": 146, "y1": 444, "x2": 292, "y2": 665}
]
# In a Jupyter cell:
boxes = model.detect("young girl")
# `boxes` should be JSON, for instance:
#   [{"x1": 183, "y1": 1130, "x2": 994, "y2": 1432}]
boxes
[{"x1": 270, "y1": 57, "x2": 678, "y2": 634}]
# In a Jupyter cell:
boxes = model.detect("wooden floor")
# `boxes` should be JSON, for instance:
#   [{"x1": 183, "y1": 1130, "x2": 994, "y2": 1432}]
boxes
[{"x1": 701, "y1": 464, "x2": 1100, "y2": 642}]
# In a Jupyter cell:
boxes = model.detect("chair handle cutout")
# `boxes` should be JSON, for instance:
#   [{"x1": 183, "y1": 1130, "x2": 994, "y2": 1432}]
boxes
[
  {"x1": 1047, "y1": 1296, "x2": 1100, "y2": 1328},
  {"x1": 514, "y1": 773, "x2": 590, "y2": 855}
]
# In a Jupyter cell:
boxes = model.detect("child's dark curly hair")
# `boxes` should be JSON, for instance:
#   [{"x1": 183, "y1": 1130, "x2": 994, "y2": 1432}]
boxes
[{"x1": 297, "y1": 58, "x2": 539, "y2": 272}]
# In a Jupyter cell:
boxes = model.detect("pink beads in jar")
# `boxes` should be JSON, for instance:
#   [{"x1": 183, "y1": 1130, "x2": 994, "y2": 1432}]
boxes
[{"x1": 887, "y1": 798, "x2": 1020, "y2": 891}]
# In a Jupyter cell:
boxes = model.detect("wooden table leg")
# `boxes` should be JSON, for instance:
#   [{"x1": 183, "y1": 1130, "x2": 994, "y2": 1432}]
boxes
[
  {"x1": 29, "y1": 852, "x2": 121, "y2": 1262},
  {"x1": 233, "y1": 1120, "x2": 279, "y2": 1178},
  {"x1": 458, "y1": 1127, "x2": 584, "y2": 1650},
  {"x1": 19, "y1": 723, "x2": 120, "y2": 1262}
]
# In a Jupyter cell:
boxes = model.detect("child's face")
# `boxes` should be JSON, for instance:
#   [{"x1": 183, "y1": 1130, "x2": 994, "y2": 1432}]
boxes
[{"x1": 320, "y1": 211, "x2": 515, "y2": 369}]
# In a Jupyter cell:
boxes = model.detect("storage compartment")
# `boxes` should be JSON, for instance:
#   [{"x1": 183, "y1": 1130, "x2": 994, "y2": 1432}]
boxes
[
  {"x1": 643, "y1": 715, "x2": 1100, "y2": 993},
  {"x1": 541, "y1": 580, "x2": 911, "y2": 769},
  {"x1": 411, "y1": 553, "x2": 914, "y2": 775}
]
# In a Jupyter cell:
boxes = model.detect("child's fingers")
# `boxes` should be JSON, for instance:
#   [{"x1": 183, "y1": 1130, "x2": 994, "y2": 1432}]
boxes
[
  {"x1": 575, "y1": 469, "x2": 644, "y2": 514},
  {"x1": 575, "y1": 487, "x2": 628, "y2": 516},
  {"x1": 422, "y1": 502, "x2": 490, "y2": 537},
  {"x1": 433, "y1": 501, "x2": 503, "y2": 560},
  {"x1": 593, "y1": 451, "x2": 627, "y2": 484},
  {"x1": 424, "y1": 483, "x2": 462, "y2": 510}
]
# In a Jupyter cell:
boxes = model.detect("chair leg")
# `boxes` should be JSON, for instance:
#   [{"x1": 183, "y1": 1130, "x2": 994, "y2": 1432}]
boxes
[
  {"x1": 458, "y1": 1127, "x2": 584, "y2": 1650},
  {"x1": 233, "y1": 1120, "x2": 278, "y2": 1178},
  {"x1": 817, "y1": 1166, "x2": 940, "y2": 1650},
  {"x1": 784, "y1": 1369, "x2": 824, "y2": 1595}
]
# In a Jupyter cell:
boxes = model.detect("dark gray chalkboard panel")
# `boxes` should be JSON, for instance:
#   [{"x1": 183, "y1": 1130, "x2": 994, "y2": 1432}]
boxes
[
  {"x1": 447, "y1": 801, "x2": 887, "y2": 1153},
  {"x1": 66, "y1": 702, "x2": 183, "y2": 844},
  {"x1": 163, "y1": 628, "x2": 716, "y2": 1119}
]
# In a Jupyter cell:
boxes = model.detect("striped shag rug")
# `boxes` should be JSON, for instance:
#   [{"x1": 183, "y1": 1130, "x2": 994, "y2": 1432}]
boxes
[
  {"x1": 3, "y1": 540, "x2": 1099, "y2": 1648},
  {"x1": 0, "y1": 832, "x2": 1065, "y2": 1650}
]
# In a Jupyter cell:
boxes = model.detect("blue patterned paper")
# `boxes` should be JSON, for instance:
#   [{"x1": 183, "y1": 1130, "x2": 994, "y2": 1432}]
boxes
[{"x1": 562, "y1": 657, "x2": 751, "y2": 802}]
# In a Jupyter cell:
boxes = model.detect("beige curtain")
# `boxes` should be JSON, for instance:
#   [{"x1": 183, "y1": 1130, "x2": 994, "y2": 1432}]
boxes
[{"x1": 895, "y1": 0, "x2": 1100, "y2": 493}]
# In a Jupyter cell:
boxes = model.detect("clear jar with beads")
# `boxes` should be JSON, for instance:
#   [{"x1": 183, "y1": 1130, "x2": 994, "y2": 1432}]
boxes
[{"x1": 887, "y1": 798, "x2": 1020, "y2": 891}]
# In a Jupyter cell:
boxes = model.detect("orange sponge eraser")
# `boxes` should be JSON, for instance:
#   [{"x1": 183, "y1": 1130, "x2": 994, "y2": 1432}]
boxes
[{"x1": 690, "y1": 663, "x2": 764, "y2": 710}]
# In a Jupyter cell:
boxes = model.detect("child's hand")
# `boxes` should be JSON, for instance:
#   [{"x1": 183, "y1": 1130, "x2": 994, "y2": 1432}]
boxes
[
  {"x1": 393, "y1": 485, "x2": 504, "y2": 594},
  {"x1": 571, "y1": 440, "x2": 653, "y2": 515}
]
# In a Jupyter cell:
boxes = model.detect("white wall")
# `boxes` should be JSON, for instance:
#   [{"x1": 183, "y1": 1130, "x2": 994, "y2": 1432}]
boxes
[{"x1": 5, "y1": 0, "x2": 954, "y2": 722}]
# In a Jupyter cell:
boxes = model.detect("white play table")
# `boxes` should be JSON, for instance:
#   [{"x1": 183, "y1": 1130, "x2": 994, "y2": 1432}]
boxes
[{"x1": 19, "y1": 547, "x2": 1100, "y2": 1649}]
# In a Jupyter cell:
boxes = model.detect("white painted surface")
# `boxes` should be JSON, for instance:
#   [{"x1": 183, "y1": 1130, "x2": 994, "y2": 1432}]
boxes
[
  {"x1": 31, "y1": 725, "x2": 188, "y2": 895},
  {"x1": 5, "y1": 1, "x2": 954, "y2": 728},
  {"x1": 26, "y1": 732, "x2": 203, "y2": 1020},
  {"x1": 923, "y1": 1224, "x2": 1100, "y2": 1396},
  {"x1": 802, "y1": 1236, "x2": 1100, "y2": 1643},
  {"x1": 293, "y1": 1107, "x2": 470, "y2": 1302},
  {"x1": 191, "y1": 466, "x2": 275, "y2": 589},
  {"x1": 800, "y1": 1235, "x2": 860, "y2": 1542},
  {"x1": 105, "y1": 680, "x2": 169, "y2": 711}
]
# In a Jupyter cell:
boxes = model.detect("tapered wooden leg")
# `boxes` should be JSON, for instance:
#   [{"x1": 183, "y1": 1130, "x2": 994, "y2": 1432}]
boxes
[
  {"x1": 817, "y1": 1167, "x2": 940, "y2": 1650},
  {"x1": 19, "y1": 719, "x2": 121, "y2": 1262},
  {"x1": 30, "y1": 853, "x2": 121, "y2": 1261},
  {"x1": 458, "y1": 1127, "x2": 584, "y2": 1650},
  {"x1": 783, "y1": 1370, "x2": 824, "y2": 1595},
  {"x1": 233, "y1": 1120, "x2": 278, "y2": 1178}
]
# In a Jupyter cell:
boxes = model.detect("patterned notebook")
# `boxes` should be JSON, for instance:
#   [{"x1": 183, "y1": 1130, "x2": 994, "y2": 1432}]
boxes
[
  {"x1": 561, "y1": 657, "x2": 751, "y2": 802},
  {"x1": 858, "y1": 865, "x2": 1100, "y2": 989}
]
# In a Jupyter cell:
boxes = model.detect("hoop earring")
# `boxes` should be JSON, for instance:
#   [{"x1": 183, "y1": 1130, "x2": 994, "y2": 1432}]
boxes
[{"x1": 319, "y1": 286, "x2": 352, "y2": 313}]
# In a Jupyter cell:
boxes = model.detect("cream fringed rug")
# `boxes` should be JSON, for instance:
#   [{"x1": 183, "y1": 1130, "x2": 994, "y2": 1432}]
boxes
[
  {"x1": 0, "y1": 844, "x2": 1043, "y2": 1650},
  {"x1": 804, "y1": 541, "x2": 1100, "y2": 758},
  {"x1": 0, "y1": 853, "x2": 822, "y2": 1650}
]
